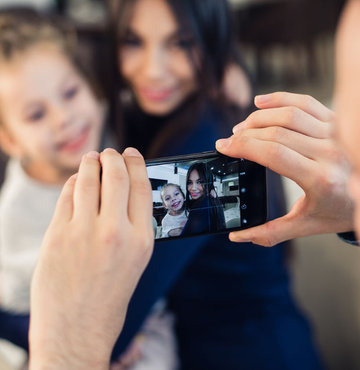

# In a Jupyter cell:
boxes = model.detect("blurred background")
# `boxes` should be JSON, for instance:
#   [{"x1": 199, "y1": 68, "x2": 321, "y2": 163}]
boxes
[{"x1": 0, "y1": 0, "x2": 359, "y2": 369}]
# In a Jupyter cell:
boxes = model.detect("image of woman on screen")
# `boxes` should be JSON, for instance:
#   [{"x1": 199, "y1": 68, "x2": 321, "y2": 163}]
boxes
[
  {"x1": 160, "y1": 183, "x2": 188, "y2": 237},
  {"x1": 182, "y1": 162, "x2": 226, "y2": 236}
]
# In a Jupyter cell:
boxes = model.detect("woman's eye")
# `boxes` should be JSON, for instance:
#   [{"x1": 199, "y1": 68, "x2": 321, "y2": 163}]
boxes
[
  {"x1": 122, "y1": 36, "x2": 142, "y2": 47},
  {"x1": 64, "y1": 86, "x2": 79, "y2": 100},
  {"x1": 172, "y1": 38, "x2": 193, "y2": 50}
]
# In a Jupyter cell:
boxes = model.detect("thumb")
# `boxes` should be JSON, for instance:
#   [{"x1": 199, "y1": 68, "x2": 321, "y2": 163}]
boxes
[{"x1": 229, "y1": 215, "x2": 305, "y2": 247}]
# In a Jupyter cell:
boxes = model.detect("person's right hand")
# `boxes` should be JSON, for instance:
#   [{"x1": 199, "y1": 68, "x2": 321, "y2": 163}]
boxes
[
  {"x1": 216, "y1": 92, "x2": 354, "y2": 246},
  {"x1": 29, "y1": 148, "x2": 154, "y2": 370}
]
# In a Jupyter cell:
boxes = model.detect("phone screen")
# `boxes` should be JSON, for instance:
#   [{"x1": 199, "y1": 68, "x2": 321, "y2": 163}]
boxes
[{"x1": 146, "y1": 151, "x2": 266, "y2": 241}]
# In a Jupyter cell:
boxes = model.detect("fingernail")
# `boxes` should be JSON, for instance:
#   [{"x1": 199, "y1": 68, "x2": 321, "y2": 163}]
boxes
[
  {"x1": 102, "y1": 148, "x2": 117, "y2": 154},
  {"x1": 86, "y1": 151, "x2": 100, "y2": 160},
  {"x1": 255, "y1": 94, "x2": 270, "y2": 105},
  {"x1": 123, "y1": 147, "x2": 142, "y2": 157},
  {"x1": 229, "y1": 233, "x2": 251, "y2": 243},
  {"x1": 215, "y1": 138, "x2": 231, "y2": 150}
]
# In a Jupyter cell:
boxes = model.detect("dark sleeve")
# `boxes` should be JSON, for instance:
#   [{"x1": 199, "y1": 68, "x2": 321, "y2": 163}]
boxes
[
  {"x1": 0, "y1": 310, "x2": 29, "y2": 351},
  {"x1": 181, "y1": 208, "x2": 210, "y2": 236},
  {"x1": 337, "y1": 232, "x2": 359, "y2": 246},
  {"x1": 111, "y1": 236, "x2": 208, "y2": 360}
]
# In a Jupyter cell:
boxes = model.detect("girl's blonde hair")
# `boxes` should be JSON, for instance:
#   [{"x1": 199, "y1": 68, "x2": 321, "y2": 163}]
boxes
[
  {"x1": 0, "y1": 9, "x2": 77, "y2": 63},
  {"x1": 0, "y1": 9, "x2": 101, "y2": 106}
]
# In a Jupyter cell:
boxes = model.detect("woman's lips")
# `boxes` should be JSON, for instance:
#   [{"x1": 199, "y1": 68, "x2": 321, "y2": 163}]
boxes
[
  {"x1": 191, "y1": 192, "x2": 200, "y2": 199},
  {"x1": 58, "y1": 126, "x2": 91, "y2": 153},
  {"x1": 139, "y1": 87, "x2": 174, "y2": 102}
]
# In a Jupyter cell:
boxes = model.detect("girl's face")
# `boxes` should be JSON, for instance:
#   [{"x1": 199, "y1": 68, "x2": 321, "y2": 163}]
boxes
[
  {"x1": 162, "y1": 185, "x2": 184, "y2": 214},
  {"x1": 187, "y1": 169, "x2": 205, "y2": 200},
  {"x1": 119, "y1": 0, "x2": 197, "y2": 116},
  {"x1": 0, "y1": 44, "x2": 104, "y2": 184}
]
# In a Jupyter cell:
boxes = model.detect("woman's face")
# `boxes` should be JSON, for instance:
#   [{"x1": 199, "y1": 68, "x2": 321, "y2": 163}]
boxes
[
  {"x1": 187, "y1": 169, "x2": 205, "y2": 200},
  {"x1": 119, "y1": 0, "x2": 197, "y2": 116}
]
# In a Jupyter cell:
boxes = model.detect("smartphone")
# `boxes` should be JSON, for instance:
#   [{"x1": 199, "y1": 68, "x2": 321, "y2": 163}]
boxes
[{"x1": 146, "y1": 150, "x2": 267, "y2": 241}]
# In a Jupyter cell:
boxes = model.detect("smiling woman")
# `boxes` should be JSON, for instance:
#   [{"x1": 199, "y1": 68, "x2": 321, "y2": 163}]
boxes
[{"x1": 108, "y1": 1, "x2": 325, "y2": 369}]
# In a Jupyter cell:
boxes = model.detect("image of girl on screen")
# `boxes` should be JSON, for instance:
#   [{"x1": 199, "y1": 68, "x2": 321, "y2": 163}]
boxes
[
  {"x1": 181, "y1": 162, "x2": 225, "y2": 236},
  {"x1": 160, "y1": 183, "x2": 188, "y2": 237}
]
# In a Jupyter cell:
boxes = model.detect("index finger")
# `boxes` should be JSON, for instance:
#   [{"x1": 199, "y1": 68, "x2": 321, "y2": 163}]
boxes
[
  {"x1": 216, "y1": 133, "x2": 318, "y2": 189},
  {"x1": 72, "y1": 151, "x2": 101, "y2": 222},
  {"x1": 123, "y1": 147, "x2": 153, "y2": 230},
  {"x1": 254, "y1": 91, "x2": 334, "y2": 122},
  {"x1": 99, "y1": 148, "x2": 129, "y2": 223}
]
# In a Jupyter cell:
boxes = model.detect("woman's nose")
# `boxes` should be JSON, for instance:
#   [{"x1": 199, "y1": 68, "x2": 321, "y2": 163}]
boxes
[{"x1": 142, "y1": 47, "x2": 166, "y2": 80}]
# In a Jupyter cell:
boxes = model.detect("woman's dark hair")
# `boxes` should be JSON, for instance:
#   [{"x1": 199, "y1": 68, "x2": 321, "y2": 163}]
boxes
[{"x1": 109, "y1": 0, "x2": 246, "y2": 157}]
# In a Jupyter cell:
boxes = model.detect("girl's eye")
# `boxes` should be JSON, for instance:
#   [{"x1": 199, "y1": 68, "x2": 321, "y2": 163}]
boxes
[
  {"x1": 64, "y1": 85, "x2": 79, "y2": 100},
  {"x1": 165, "y1": 196, "x2": 170, "y2": 201},
  {"x1": 27, "y1": 108, "x2": 46, "y2": 122}
]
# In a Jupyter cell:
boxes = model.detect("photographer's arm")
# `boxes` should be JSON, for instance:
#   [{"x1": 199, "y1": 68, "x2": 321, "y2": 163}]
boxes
[
  {"x1": 216, "y1": 91, "x2": 354, "y2": 246},
  {"x1": 29, "y1": 148, "x2": 154, "y2": 369}
]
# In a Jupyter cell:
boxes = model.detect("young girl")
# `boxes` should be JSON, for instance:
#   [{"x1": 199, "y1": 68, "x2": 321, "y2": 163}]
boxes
[
  {"x1": 160, "y1": 183, "x2": 187, "y2": 237},
  {"x1": 0, "y1": 10, "x2": 105, "y2": 314},
  {"x1": 0, "y1": 11, "x2": 177, "y2": 370}
]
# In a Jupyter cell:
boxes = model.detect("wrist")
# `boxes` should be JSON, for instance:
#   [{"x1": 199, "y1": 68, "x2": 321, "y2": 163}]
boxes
[
  {"x1": 29, "y1": 344, "x2": 110, "y2": 370},
  {"x1": 29, "y1": 321, "x2": 111, "y2": 370}
]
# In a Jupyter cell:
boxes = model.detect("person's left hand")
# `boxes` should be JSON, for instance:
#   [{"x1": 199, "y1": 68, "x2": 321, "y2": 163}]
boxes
[
  {"x1": 216, "y1": 92, "x2": 354, "y2": 246},
  {"x1": 29, "y1": 148, "x2": 154, "y2": 369}
]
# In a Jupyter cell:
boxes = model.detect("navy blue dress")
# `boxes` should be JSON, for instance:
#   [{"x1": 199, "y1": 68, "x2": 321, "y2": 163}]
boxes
[{"x1": 0, "y1": 106, "x2": 323, "y2": 370}]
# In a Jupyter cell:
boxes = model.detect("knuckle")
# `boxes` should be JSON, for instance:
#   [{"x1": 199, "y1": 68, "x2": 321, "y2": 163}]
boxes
[
  {"x1": 301, "y1": 94, "x2": 315, "y2": 111},
  {"x1": 266, "y1": 141, "x2": 284, "y2": 163},
  {"x1": 131, "y1": 179, "x2": 152, "y2": 196},
  {"x1": 77, "y1": 176, "x2": 99, "y2": 193},
  {"x1": 130, "y1": 231, "x2": 154, "y2": 262},
  {"x1": 285, "y1": 106, "x2": 301, "y2": 124},
  {"x1": 101, "y1": 222, "x2": 125, "y2": 247},
  {"x1": 323, "y1": 141, "x2": 342, "y2": 162},
  {"x1": 246, "y1": 110, "x2": 259, "y2": 126},
  {"x1": 108, "y1": 167, "x2": 129, "y2": 184},
  {"x1": 267, "y1": 126, "x2": 285, "y2": 142}
]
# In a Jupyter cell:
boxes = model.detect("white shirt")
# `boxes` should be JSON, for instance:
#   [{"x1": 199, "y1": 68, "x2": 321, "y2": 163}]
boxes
[
  {"x1": 0, "y1": 159, "x2": 61, "y2": 312},
  {"x1": 161, "y1": 211, "x2": 188, "y2": 238}
]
